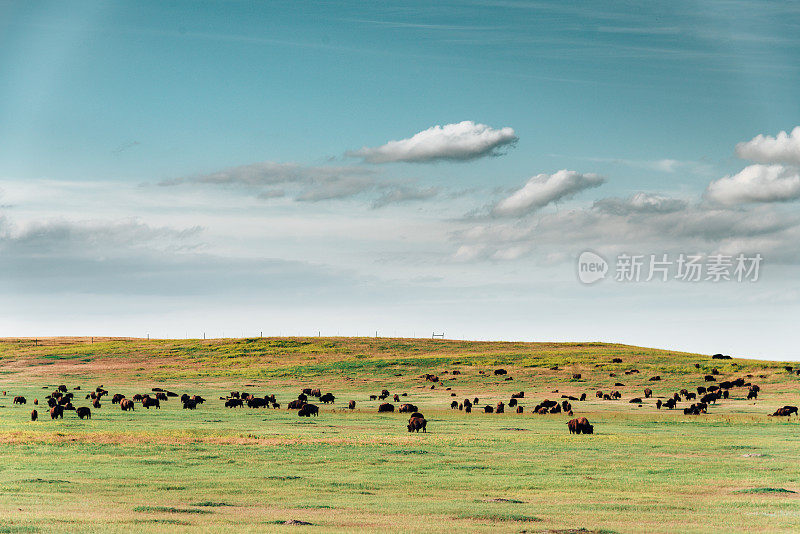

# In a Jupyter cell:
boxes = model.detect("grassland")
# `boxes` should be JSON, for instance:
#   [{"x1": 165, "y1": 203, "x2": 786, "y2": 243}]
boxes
[{"x1": 0, "y1": 337, "x2": 797, "y2": 533}]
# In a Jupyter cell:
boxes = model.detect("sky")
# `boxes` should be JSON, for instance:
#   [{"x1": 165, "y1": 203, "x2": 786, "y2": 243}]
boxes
[{"x1": 1, "y1": 1, "x2": 799, "y2": 360}]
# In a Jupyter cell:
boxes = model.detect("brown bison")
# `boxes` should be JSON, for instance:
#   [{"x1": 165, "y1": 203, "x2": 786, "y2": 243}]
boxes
[
  {"x1": 483, "y1": 405, "x2": 494, "y2": 413},
  {"x1": 378, "y1": 403, "x2": 395, "y2": 413},
  {"x1": 320, "y1": 393, "x2": 335, "y2": 404},
  {"x1": 612, "y1": 358, "x2": 622, "y2": 363},
  {"x1": 112, "y1": 393, "x2": 124, "y2": 404},
  {"x1": 13, "y1": 396, "x2": 26, "y2": 405},
  {"x1": 407, "y1": 416, "x2": 427, "y2": 433},
  {"x1": 649, "y1": 376, "x2": 661, "y2": 382},
  {"x1": 50, "y1": 405, "x2": 64, "y2": 419},
  {"x1": 76, "y1": 407, "x2": 91, "y2": 419},
  {"x1": 120, "y1": 399, "x2": 135, "y2": 411},
  {"x1": 644, "y1": 388, "x2": 652, "y2": 398},
  {"x1": 348, "y1": 400, "x2": 356, "y2": 410},
  {"x1": 92, "y1": 399, "x2": 101, "y2": 408},
  {"x1": 142, "y1": 397, "x2": 160, "y2": 409},
  {"x1": 225, "y1": 398, "x2": 244, "y2": 408},
  {"x1": 287, "y1": 399, "x2": 305, "y2": 409},
  {"x1": 511, "y1": 391, "x2": 524, "y2": 399},
  {"x1": 298, "y1": 403, "x2": 319, "y2": 417},
  {"x1": 496, "y1": 402, "x2": 505, "y2": 413},
  {"x1": 567, "y1": 417, "x2": 594, "y2": 434},
  {"x1": 771, "y1": 406, "x2": 798, "y2": 417},
  {"x1": 494, "y1": 369, "x2": 507, "y2": 375},
  {"x1": 183, "y1": 399, "x2": 197, "y2": 409},
  {"x1": 508, "y1": 398, "x2": 517, "y2": 408},
  {"x1": 393, "y1": 394, "x2": 400, "y2": 402},
  {"x1": 310, "y1": 388, "x2": 321, "y2": 397},
  {"x1": 399, "y1": 403, "x2": 418, "y2": 413},
  {"x1": 31, "y1": 409, "x2": 38, "y2": 421},
  {"x1": 516, "y1": 406, "x2": 523, "y2": 414}
]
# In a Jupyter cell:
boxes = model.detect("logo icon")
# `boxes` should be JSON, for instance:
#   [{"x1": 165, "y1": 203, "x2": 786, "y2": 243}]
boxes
[{"x1": 577, "y1": 251, "x2": 608, "y2": 284}]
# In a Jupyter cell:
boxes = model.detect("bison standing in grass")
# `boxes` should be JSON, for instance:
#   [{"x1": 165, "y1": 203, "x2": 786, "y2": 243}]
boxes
[
  {"x1": 142, "y1": 397, "x2": 160, "y2": 409},
  {"x1": 407, "y1": 416, "x2": 427, "y2": 433},
  {"x1": 348, "y1": 400, "x2": 356, "y2": 410},
  {"x1": 567, "y1": 417, "x2": 594, "y2": 435},
  {"x1": 50, "y1": 405, "x2": 64, "y2": 419},
  {"x1": 378, "y1": 403, "x2": 395, "y2": 413},
  {"x1": 120, "y1": 399, "x2": 135, "y2": 411},
  {"x1": 13, "y1": 396, "x2": 26, "y2": 405},
  {"x1": 225, "y1": 398, "x2": 243, "y2": 408},
  {"x1": 399, "y1": 403, "x2": 418, "y2": 413},
  {"x1": 31, "y1": 410, "x2": 38, "y2": 421},
  {"x1": 298, "y1": 403, "x2": 319, "y2": 417},
  {"x1": 771, "y1": 406, "x2": 798, "y2": 417},
  {"x1": 320, "y1": 393, "x2": 335, "y2": 404},
  {"x1": 76, "y1": 407, "x2": 91, "y2": 419}
]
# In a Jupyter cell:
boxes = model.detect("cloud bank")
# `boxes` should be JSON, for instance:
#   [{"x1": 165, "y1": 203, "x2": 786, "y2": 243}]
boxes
[{"x1": 347, "y1": 121, "x2": 517, "y2": 163}]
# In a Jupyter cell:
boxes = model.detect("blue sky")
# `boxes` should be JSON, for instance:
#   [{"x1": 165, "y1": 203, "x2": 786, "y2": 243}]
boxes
[{"x1": 1, "y1": 1, "x2": 799, "y2": 360}]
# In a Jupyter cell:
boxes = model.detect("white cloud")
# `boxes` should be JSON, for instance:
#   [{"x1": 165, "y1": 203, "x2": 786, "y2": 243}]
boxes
[
  {"x1": 346, "y1": 121, "x2": 518, "y2": 163},
  {"x1": 704, "y1": 164, "x2": 800, "y2": 204},
  {"x1": 492, "y1": 169, "x2": 605, "y2": 217},
  {"x1": 593, "y1": 193, "x2": 688, "y2": 215},
  {"x1": 736, "y1": 126, "x2": 800, "y2": 165}
]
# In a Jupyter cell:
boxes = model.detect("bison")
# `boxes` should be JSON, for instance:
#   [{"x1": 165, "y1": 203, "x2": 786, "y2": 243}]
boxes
[
  {"x1": 13, "y1": 396, "x2": 26, "y2": 405},
  {"x1": 567, "y1": 417, "x2": 593, "y2": 434},
  {"x1": 298, "y1": 403, "x2": 319, "y2": 417},
  {"x1": 399, "y1": 403, "x2": 418, "y2": 413},
  {"x1": 378, "y1": 403, "x2": 395, "y2": 413},
  {"x1": 142, "y1": 397, "x2": 160, "y2": 409},
  {"x1": 50, "y1": 405, "x2": 64, "y2": 419},
  {"x1": 348, "y1": 400, "x2": 356, "y2": 410},
  {"x1": 31, "y1": 410, "x2": 38, "y2": 421},
  {"x1": 183, "y1": 399, "x2": 197, "y2": 410},
  {"x1": 120, "y1": 399, "x2": 135, "y2": 411},
  {"x1": 225, "y1": 398, "x2": 244, "y2": 408},
  {"x1": 771, "y1": 406, "x2": 798, "y2": 417},
  {"x1": 76, "y1": 407, "x2": 91, "y2": 419},
  {"x1": 644, "y1": 388, "x2": 652, "y2": 398},
  {"x1": 92, "y1": 399, "x2": 101, "y2": 408},
  {"x1": 494, "y1": 369, "x2": 507, "y2": 375},
  {"x1": 407, "y1": 416, "x2": 427, "y2": 433},
  {"x1": 320, "y1": 393, "x2": 335, "y2": 404}
]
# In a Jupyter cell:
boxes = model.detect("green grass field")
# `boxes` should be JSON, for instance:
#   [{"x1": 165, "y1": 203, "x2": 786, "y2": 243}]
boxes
[{"x1": 0, "y1": 337, "x2": 798, "y2": 533}]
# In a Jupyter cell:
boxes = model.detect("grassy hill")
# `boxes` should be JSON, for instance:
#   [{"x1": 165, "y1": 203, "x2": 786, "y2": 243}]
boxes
[{"x1": 0, "y1": 337, "x2": 797, "y2": 533}]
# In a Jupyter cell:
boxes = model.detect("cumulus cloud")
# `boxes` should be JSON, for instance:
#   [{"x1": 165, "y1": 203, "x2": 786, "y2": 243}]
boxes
[
  {"x1": 160, "y1": 161, "x2": 379, "y2": 202},
  {"x1": 346, "y1": 121, "x2": 518, "y2": 163},
  {"x1": 492, "y1": 170, "x2": 605, "y2": 217},
  {"x1": 593, "y1": 193, "x2": 688, "y2": 215},
  {"x1": 736, "y1": 126, "x2": 800, "y2": 165},
  {"x1": 704, "y1": 164, "x2": 800, "y2": 205},
  {"x1": 371, "y1": 186, "x2": 439, "y2": 208}
]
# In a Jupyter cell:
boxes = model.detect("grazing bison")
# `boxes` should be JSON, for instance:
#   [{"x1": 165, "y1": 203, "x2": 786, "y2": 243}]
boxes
[
  {"x1": 704, "y1": 375, "x2": 716, "y2": 382},
  {"x1": 320, "y1": 393, "x2": 335, "y2": 404},
  {"x1": 649, "y1": 376, "x2": 661, "y2": 382},
  {"x1": 348, "y1": 400, "x2": 356, "y2": 410},
  {"x1": 644, "y1": 388, "x2": 652, "y2": 398},
  {"x1": 92, "y1": 399, "x2": 101, "y2": 408},
  {"x1": 509, "y1": 398, "x2": 517, "y2": 408},
  {"x1": 112, "y1": 394, "x2": 124, "y2": 404},
  {"x1": 747, "y1": 389, "x2": 758, "y2": 400},
  {"x1": 562, "y1": 400, "x2": 571, "y2": 412},
  {"x1": 567, "y1": 417, "x2": 594, "y2": 434},
  {"x1": 629, "y1": 397, "x2": 642, "y2": 404},
  {"x1": 496, "y1": 402, "x2": 505, "y2": 413},
  {"x1": 13, "y1": 396, "x2": 26, "y2": 405},
  {"x1": 378, "y1": 403, "x2": 395, "y2": 413},
  {"x1": 399, "y1": 403, "x2": 418, "y2": 413},
  {"x1": 572, "y1": 373, "x2": 582, "y2": 379},
  {"x1": 494, "y1": 369, "x2": 507, "y2": 375},
  {"x1": 483, "y1": 405, "x2": 494, "y2": 413},
  {"x1": 58, "y1": 385, "x2": 67, "y2": 393},
  {"x1": 465, "y1": 404, "x2": 472, "y2": 413},
  {"x1": 76, "y1": 407, "x2": 91, "y2": 419},
  {"x1": 407, "y1": 416, "x2": 427, "y2": 433},
  {"x1": 50, "y1": 405, "x2": 64, "y2": 419},
  {"x1": 287, "y1": 399, "x2": 305, "y2": 409},
  {"x1": 156, "y1": 392, "x2": 168, "y2": 401},
  {"x1": 225, "y1": 398, "x2": 243, "y2": 408},
  {"x1": 450, "y1": 400, "x2": 459, "y2": 409},
  {"x1": 612, "y1": 358, "x2": 622, "y2": 363},
  {"x1": 771, "y1": 406, "x2": 798, "y2": 417},
  {"x1": 310, "y1": 388, "x2": 321, "y2": 398},
  {"x1": 120, "y1": 399, "x2": 135, "y2": 411},
  {"x1": 596, "y1": 391, "x2": 604, "y2": 399},
  {"x1": 369, "y1": 395, "x2": 378, "y2": 400},
  {"x1": 247, "y1": 397, "x2": 269, "y2": 408},
  {"x1": 697, "y1": 386, "x2": 706, "y2": 394},
  {"x1": 31, "y1": 410, "x2": 38, "y2": 421},
  {"x1": 298, "y1": 403, "x2": 319, "y2": 417},
  {"x1": 183, "y1": 399, "x2": 197, "y2": 410},
  {"x1": 132, "y1": 394, "x2": 143, "y2": 401},
  {"x1": 142, "y1": 397, "x2": 160, "y2": 409}
]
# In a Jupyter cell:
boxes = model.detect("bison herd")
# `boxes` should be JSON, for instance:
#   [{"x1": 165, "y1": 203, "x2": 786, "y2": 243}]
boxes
[{"x1": 6, "y1": 356, "x2": 799, "y2": 437}]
